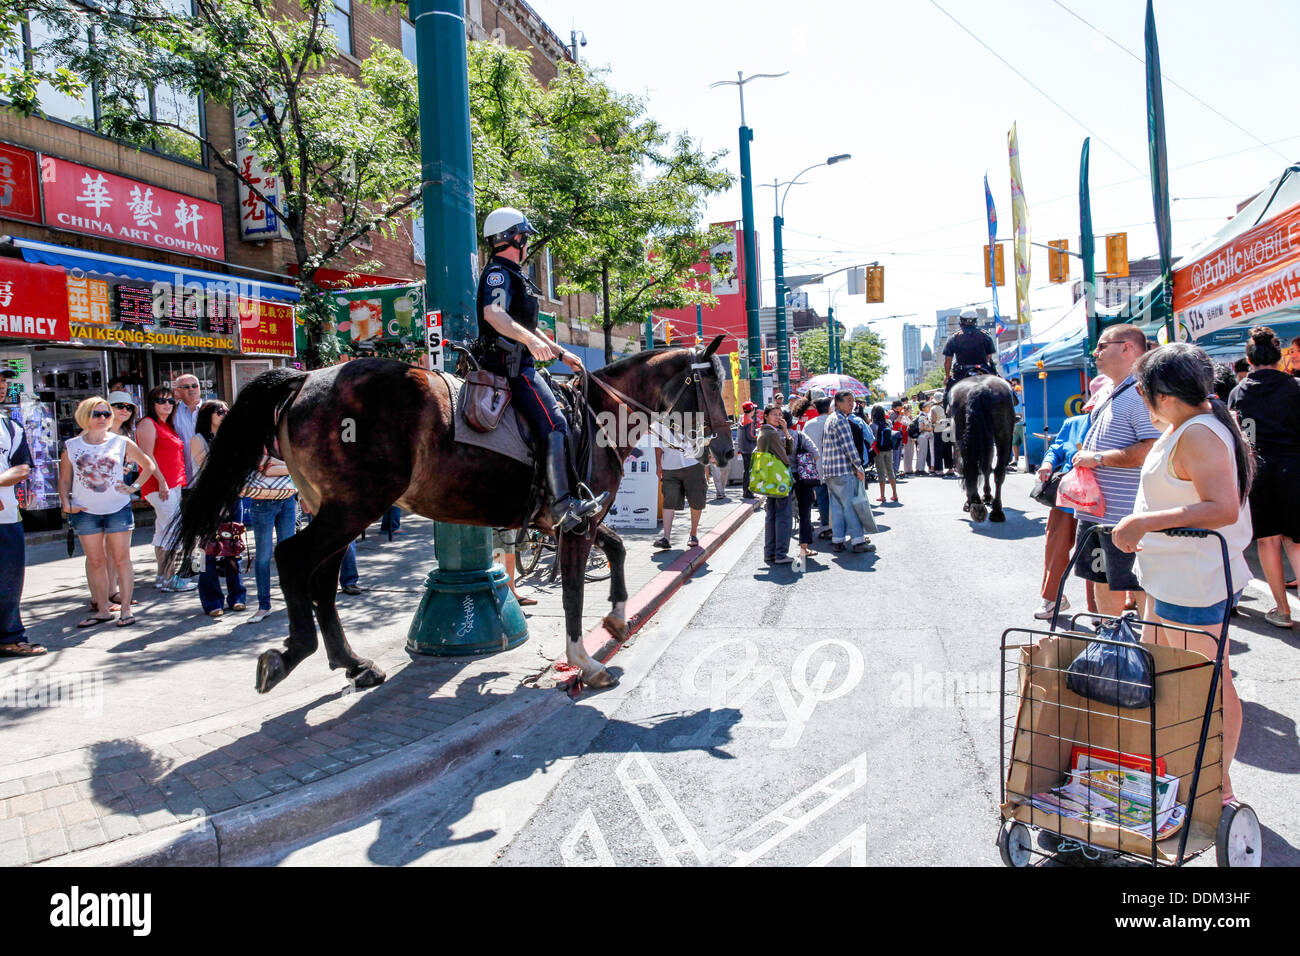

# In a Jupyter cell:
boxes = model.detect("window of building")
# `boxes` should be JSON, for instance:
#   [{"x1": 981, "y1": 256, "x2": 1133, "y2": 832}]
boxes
[
  {"x1": 401, "y1": 18, "x2": 417, "y2": 67},
  {"x1": 326, "y1": 0, "x2": 353, "y2": 57},
  {"x1": 10, "y1": 10, "x2": 205, "y2": 166}
]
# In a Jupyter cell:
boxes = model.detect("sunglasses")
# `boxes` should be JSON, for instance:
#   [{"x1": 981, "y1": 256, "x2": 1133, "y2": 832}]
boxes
[
  {"x1": 90, "y1": 409, "x2": 113, "y2": 419},
  {"x1": 154, "y1": 398, "x2": 175, "y2": 405},
  {"x1": 111, "y1": 403, "x2": 134, "y2": 410},
  {"x1": 1093, "y1": 341, "x2": 1124, "y2": 355},
  {"x1": 214, "y1": 409, "x2": 228, "y2": 417},
  {"x1": 176, "y1": 384, "x2": 200, "y2": 389}
]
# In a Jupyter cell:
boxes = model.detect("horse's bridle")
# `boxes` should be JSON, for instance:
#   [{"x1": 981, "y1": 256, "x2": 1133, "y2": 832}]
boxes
[{"x1": 585, "y1": 351, "x2": 726, "y2": 453}]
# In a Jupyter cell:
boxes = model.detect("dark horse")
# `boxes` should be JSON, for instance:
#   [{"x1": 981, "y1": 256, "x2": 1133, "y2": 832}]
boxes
[
  {"x1": 948, "y1": 375, "x2": 1016, "y2": 522},
  {"x1": 174, "y1": 337, "x2": 734, "y2": 693}
]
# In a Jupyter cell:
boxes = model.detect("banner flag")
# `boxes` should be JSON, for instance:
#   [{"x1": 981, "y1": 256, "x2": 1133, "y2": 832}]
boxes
[
  {"x1": 1146, "y1": 0, "x2": 1174, "y2": 337},
  {"x1": 984, "y1": 173, "x2": 1000, "y2": 322},
  {"x1": 1008, "y1": 123, "x2": 1032, "y2": 326}
]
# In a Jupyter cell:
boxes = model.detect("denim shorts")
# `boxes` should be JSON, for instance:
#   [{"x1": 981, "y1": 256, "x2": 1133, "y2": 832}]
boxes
[
  {"x1": 1152, "y1": 590, "x2": 1242, "y2": 627},
  {"x1": 68, "y1": 503, "x2": 135, "y2": 537}
]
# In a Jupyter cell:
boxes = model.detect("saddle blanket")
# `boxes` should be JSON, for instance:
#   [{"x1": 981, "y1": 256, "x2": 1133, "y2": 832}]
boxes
[{"x1": 439, "y1": 371, "x2": 534, "y2": 467}]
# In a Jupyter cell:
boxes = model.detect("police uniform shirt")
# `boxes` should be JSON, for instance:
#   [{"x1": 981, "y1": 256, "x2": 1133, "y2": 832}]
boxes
[
  {"x1": 477, "y1": 255, "x2": 539, "y2": 345},
  {"x1": 0, "y1": 416, "x2": 32, "y2": 525},
  {"x1": 942, "y1": 327, "x2": 996, "y2": 368}
]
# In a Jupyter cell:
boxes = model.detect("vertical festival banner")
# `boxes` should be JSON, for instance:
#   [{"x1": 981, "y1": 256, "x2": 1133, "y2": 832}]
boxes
[
  {"x1": 1007, "y1": 123, "x2": 1032, "y2": 327},
  {"x1": 1146, "y1": 0, "x2": 1174, "y2": 340},
  {"x1": 984, "y1": 173, "x2": 1000, "y2": 324}
]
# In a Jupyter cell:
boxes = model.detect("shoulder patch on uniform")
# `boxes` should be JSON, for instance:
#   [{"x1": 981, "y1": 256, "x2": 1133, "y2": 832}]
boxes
[{"x1": 486, "y1": 270, "x2": 506, "y2": 287}]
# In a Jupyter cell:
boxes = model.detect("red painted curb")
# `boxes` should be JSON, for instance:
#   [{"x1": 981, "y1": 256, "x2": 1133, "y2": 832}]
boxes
[{"x1": 579, "y1": 500, "x2": 761, "y2": 666}]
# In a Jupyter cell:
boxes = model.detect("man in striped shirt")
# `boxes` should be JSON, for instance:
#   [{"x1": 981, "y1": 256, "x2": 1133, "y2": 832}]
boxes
[
  {"x1": 1071, "y1": 324, "x2": 1162, "y2": 615},
  {"x1": 821, "y1": 390, "x2": 874, "y2": 553}
]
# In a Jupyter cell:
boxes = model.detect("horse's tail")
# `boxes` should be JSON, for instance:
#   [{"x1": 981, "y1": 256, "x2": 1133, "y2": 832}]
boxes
[
  {"x1": 173, "y1": 367, "x2": 308, "y2": 561},
  {"x1": 960, "y1": 384, "x2": 995, "y2": 472}
]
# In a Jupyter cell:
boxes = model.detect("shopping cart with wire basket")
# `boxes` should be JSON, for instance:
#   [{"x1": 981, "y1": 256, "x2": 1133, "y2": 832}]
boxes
[{"x1": 996, "y1": 524, "x2": 1262, "y2": 867}]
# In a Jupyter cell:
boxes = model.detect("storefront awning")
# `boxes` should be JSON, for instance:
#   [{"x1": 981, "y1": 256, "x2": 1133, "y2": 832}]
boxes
[{"x1": 6, "y1": 237, "x2": 301, "y2": 303}]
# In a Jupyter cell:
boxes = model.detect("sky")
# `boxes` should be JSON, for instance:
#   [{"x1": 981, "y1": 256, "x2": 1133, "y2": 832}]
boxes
[{"x1": 525, "y1": 0, "x2": 1300, "y2": 392}]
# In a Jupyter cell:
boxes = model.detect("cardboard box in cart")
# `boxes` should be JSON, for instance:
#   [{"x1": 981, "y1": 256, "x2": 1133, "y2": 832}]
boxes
[{"x1": 1002, "y1": 635, "x2": 1223, "y2": 862}]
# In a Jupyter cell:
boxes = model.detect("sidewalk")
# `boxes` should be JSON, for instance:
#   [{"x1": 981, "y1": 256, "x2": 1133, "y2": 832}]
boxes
[{"x1": 0, "y1": 495, "x2": 759, "y2": 865}]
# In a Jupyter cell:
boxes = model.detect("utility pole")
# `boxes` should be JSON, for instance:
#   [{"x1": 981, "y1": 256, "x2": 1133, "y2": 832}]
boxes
[
  {"x1": 406, "y1": 0, "x2": 526, "y2": 656},
  {"x1": 710, "y1": 71, "x2": 787, "y2": 408}
]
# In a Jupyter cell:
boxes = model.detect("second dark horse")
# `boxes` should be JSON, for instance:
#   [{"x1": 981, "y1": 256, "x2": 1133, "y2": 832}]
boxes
[
  {"x1": 174, "y1": 338, "x2": 734, "y2": 693},
  {"x1": 948, "y1": 375, "x2": 1016, "y2": 522}
]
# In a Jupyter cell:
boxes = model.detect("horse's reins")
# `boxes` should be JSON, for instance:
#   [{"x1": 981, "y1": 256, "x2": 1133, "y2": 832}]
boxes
[{"x1": 582, "y1": 358, "x2": 719, "y2": 454}]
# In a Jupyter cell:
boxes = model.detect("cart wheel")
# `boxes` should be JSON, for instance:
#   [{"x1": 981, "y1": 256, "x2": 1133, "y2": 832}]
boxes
[
  {"x1": 1216, "y1": 803, "x2": 1262, "y2": 867},
  {"x1": 998, "y1": 821, "x2": 1033, "y2": 868}
]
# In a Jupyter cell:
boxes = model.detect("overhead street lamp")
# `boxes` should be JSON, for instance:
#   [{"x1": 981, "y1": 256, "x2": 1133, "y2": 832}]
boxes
[
  {"x1": 760, "y1": 153, "x2": 850, "y2": 395},
  {"x1": 709, "y1": 70, "x2": 787, "y2": 407}
]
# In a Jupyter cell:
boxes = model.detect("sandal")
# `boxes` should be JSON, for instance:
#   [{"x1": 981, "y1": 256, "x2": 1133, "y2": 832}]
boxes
[
  {"x1": 78, "y1": 615, "x2": 114, "y2": 629},
  {"x1": 108, "y1": 592, "x2": 139, "y2": 607},
  {"x1": 116, "y1": 615, "x2": 136, "y2": 627},
  {"x1": 0, "y1": 641, "x2": 47, "y2": 657},
  {"x1": 208, "y1": 609, "x2": 224, "y2": 618}
]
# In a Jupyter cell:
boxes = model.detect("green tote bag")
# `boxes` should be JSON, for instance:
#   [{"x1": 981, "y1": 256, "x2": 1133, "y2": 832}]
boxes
[{"x1": 750, "y1": 450, "x2": 791, "y2": 497}]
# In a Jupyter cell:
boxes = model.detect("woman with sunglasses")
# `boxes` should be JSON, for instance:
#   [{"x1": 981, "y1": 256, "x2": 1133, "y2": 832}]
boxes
[
  {"x1": 82, "y1": 390, "x2": 141, "y2": 614},
  {"x1": 191, "y1": 401, "x2": 246, "y2": 616},
  {"x1": 59, "y1": 397, "x2": 160, "y2": 627},
  {"x1": 135, "y1": 387, "x2": 193, "y2": 593}
]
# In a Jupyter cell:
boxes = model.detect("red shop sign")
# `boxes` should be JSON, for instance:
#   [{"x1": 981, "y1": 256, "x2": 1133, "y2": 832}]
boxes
[
  {"x1": 0, "y1": 258, "x2": 70, "y2": 341},
  {"x1": 41, "y1": 155, "x2": 225, "y2": 259},
  {"x1": 0, "y1": 142, "x2": 41, "y2": 225},
  {"x1": 238, "y1": 298, "x2": 296, "y2": 356}
]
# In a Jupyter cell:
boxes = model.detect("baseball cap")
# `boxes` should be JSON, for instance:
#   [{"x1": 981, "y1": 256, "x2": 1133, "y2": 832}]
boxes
[{"x1": 742, "y1": 401, "x2": 756, "y2": 412}]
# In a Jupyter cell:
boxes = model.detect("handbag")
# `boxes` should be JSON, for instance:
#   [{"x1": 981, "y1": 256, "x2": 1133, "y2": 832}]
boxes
[
  {"x1": 203, "y1": 521, "x2": 247, "y2": 560},
  {"x1": 1030, "y1": 472, "x2": 1062, "y2": 507},
  {"x1": 240, "y1": 459, "x2": 296, "y2": 501},
  {"x1": 848, "y1": 479, "x2": 879, "y2": 534},
  {"x1": 1065, "y1": 614, "x2": 1154, "y2": 709},
  {"x1": 463, "y1": 369, "x2": 511, "y2": 432},
  {"x1": 793, "y1": 432, "x2": 820, "y2": 482},
  {"x1": 750, "y1": 449, "x2": 791, "y2": 497}
]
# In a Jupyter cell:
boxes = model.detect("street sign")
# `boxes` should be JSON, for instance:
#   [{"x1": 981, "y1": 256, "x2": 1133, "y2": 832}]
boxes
[
  {"x1": 763, "y1": 349, "x2": 776, "y2": 372},
  {"x1": 783, "y1": 273, "x2": 822, "y2": 289},
  {"x1": 425, "y1": 310, "x2": 443, "y2": 370}
]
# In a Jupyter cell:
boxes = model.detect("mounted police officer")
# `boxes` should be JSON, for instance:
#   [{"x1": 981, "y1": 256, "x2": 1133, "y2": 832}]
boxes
[
  {"x1": 942, "y1": 307, "x2": 998, "y2": 409},
  {"x1": 476, "y1": 207, "x2": 606, "y2": 533}
]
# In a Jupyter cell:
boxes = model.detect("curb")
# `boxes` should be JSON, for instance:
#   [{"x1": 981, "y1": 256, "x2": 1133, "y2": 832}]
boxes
[
  {"x1": 39, "y1": 686, "x2": 568, "y2": 867},
  {"x1": 582, "y1": 499, "x2": 761, "y2": 666}
]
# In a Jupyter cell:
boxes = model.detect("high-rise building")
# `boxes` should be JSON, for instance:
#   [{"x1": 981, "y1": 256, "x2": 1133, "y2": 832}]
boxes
[{"x1": 901, "y1": 323, "x2": 922, "y2": 390}]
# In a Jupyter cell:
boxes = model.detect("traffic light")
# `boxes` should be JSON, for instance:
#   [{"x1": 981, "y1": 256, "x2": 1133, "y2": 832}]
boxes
[
  {"x1": 983, "y1": 243, "x2": 1005, "y2": 287},
  {"x1": 1105, "y1": 233, "x2": 1129, "y2": 278},
  {"x1": 694, "y1": 333, "x2": 702, "y2": 347},
  {"x1": 665, "y1": 322, "x2": 675, "y2": 345},
  {"x1": 1048, "y1": 239, "x2": 1070, "y2": 284},
  {"x1": 865, "y1": 265, "x2": 884, "y2": 303}
]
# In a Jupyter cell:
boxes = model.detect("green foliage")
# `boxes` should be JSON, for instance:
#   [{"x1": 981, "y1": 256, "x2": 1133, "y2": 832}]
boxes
[
  {"x1": 468, "y1": 43, "x2": 734, "y2": 358},
  {"x1": 907, "y1": 365, "x2": 947, "y2": 398},
  {"x1": 797, "y1": 325, "x2": 887, "y2": 392}
]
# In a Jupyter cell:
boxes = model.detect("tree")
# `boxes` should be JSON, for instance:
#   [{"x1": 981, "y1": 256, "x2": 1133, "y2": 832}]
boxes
[
  {"x1": 14, "y1": 1, "x2": 422, "y2": 367},
  {"x1": 908, "y1": 366, "x2": 947, "y2": 398},
  {"x1": 797, "y1": 325, "x2": 887, "y2": 391},
  {"x1": 468, "y1": 43, "x2": 733, "y2": 360}
]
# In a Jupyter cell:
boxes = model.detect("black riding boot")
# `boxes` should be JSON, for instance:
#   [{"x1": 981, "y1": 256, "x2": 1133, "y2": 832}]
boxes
[{"x1": 546, "y1": 432, "x2": 606, "y2": 533}]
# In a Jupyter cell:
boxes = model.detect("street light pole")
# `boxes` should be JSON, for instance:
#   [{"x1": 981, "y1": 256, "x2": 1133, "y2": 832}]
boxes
[
  {"x1": 710, "y1": 70, "x2": 786, "y2": 408},
  {"x1": 761, "y1": 154, "x2": 850, "y2": 397},
  {"x1": 406, "y1": 0, "x2": 526, "y2": 656}
]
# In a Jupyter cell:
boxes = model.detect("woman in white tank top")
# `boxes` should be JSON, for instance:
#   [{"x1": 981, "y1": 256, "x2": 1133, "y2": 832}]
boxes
[{"x1": 1112, "y1": 344, "x2": 1255, "y2": 804}]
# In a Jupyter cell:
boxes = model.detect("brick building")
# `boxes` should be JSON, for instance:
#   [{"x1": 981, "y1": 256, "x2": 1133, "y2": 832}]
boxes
[{"x1": 0, "y1": 0, "x2": 622, "y2": 529}]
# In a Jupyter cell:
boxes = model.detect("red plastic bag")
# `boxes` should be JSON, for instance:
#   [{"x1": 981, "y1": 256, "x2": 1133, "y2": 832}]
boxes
[{"x1": 1056, "y1": 466, "x2": 1105, "y2": 517}]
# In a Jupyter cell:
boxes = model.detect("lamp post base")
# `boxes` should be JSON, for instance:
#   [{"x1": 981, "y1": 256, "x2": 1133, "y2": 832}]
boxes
[{"x1": 405, "y1": 523, "x2": 528, "y2": 656}]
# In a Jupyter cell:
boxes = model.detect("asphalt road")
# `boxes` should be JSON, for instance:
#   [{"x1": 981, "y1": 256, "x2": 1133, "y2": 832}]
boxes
[{"x1": 261, "y1": 469, "x2": 1300, "y2": 867}]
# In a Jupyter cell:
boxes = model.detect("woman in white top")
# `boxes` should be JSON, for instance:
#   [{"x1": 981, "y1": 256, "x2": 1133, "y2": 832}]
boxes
[
  {"x1": 1112, "y1": 343, "x2": 1255, "y2": 803},
  {"x1": 59, "y1": 397, "x2": 162, "y2": 628}
]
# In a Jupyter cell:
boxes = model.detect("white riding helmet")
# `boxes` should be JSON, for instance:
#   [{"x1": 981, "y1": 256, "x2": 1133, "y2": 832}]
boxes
[{"x1": 483, "y1": 207, "x2": 537, "y2": 250}]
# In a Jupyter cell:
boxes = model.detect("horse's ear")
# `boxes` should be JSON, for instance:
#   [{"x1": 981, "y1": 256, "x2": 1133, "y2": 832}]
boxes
[{"x1": 703, "y1": 334, "x2": 724, "y2": 359}]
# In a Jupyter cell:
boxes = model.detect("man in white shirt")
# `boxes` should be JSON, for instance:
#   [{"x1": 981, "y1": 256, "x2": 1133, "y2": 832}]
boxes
[
  {"x1": 170, "y1": 373, "x2": 204, "y2": 575},
  {"x1": 652, "y1": 426, "x2": 706, "y2": 551},
  {"x1": 0, "y1": 401, "x2": 42, "y2": 657}
]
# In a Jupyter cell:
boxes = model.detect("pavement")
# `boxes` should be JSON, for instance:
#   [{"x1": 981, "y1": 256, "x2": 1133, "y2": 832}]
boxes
[
  {"x1": 0, "y1": 492, "x2": 760, "y2": 866},
  {"x1": 258, "y1": 468, "x2": 1300, "y2": 867}
]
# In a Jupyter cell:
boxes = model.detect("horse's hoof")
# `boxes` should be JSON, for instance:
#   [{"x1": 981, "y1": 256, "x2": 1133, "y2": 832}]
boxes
[
  {"x1": 583, "y1": 668, "x2": 619, "y2": 690},
  {"x1": 256, "y1": 649, "x2": 287, "y2": 694},
  {"x1": 601, "y1": 614, "x2": 629, "y2": 643},
  {"x1": 962, "y1": 502, "x2": 971, "y2": 512},
  {"x1": 990, "y1": 510, "x2": 1006, "y2": 523},
  {"x1": 348, "y1": 662, "x2": 387, "y2": 689}
]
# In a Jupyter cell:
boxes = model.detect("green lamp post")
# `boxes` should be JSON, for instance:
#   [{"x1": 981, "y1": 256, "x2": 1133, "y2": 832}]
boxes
[{"x1": 405, "y1": 0, "x2": 526, "y2": 656}]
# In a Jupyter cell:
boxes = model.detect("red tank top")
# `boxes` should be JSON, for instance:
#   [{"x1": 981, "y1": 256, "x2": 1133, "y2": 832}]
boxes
[{"x1": 140, "y1": 418, "x2": 186, "y2": 497}]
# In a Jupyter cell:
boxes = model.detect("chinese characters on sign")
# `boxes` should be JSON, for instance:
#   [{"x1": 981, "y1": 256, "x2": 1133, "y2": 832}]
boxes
[
  {"x1": 41, "y1": 155, "x2": 225, "y2": 258},
  {"x1": 0, "y1": 258, "x2": 70, "y2": 341},
  {"x1": 0, "y1": 143, "x2": 41, "y2": 225},
  {"x1": 237, "y1": 299, "x2": 296, "y2": 356},
  {"x1": 66, "y1": 276, "x2": 111, "y2": 325},
  {"x1": 234, "y1": 103, "x2": 288, "y2": 241}
]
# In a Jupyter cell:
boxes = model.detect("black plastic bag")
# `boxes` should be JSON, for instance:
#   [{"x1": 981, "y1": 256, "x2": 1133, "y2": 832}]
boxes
[{"x1": 1065, "y1": 614, "x2": 1154, "y2": 709}]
